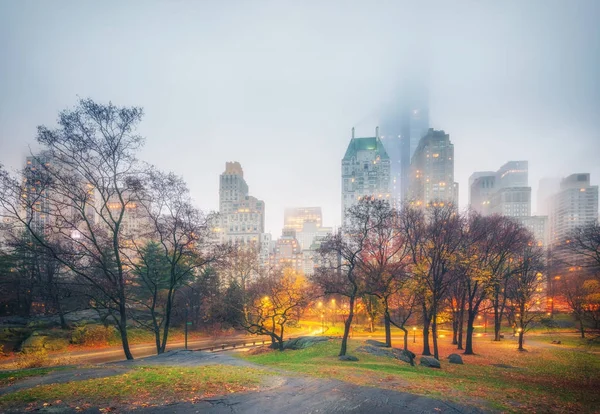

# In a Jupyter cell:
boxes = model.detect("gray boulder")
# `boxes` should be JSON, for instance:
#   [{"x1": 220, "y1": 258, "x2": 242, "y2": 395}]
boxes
[
  {"x1": 365, "y1": 339, "x2": 389, "y2": 348},
  {"x1": 339, "y1": 355, "x2": 359, "y2": 361},
  {"x1": 419, "y1": 356, "x2": 441, "y2": 368},
  {"x1": 356, "y1": 345, "x2": 396, "y2": 358},
  {"x1": 398, "y1": 349, "x2": 416, "y2": 365},
  {"x1": 448, "y1": 353, "x2": 463, "y2": 364},
  {"x1": 283, "y1": 336, "x2": 329, "y2": 350}
]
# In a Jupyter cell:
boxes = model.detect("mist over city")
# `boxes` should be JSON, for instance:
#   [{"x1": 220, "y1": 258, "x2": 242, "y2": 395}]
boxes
[{"x1": 0, "y1": 1, "x2": 599, "y2": 413}]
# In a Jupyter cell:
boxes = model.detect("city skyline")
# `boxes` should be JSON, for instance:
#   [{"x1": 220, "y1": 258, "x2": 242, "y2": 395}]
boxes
[{"x1": 1, "y1": 1, "x2": 599, "y2": 234}]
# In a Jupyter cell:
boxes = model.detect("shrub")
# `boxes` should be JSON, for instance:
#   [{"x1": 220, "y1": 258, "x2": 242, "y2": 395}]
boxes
[
  {"x1": 14, "y1": 349, "x2": 49, "y2": 369},
  {"x1": 71, "y1": 324, "x2": 115, "y2": 346}
]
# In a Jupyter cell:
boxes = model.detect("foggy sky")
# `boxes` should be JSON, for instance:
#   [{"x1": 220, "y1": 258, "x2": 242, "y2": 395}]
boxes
[{"x1": 1, "y1": 0, "x2": 599, "y2": 235}]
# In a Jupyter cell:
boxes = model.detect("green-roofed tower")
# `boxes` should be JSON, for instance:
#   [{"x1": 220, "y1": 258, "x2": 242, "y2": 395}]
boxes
[{"x1": 341, "y1": 127, "x2": 392, "y2": 225}]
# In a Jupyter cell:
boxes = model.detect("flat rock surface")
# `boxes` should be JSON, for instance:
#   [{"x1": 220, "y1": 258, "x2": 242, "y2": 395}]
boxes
[{"x1": 139, "y1": 375, "x2": 484, "y2": 414}]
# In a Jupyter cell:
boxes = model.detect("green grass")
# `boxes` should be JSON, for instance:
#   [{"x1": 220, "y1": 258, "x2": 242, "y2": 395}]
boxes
[
  {"x1": 0, "y1": 365, "x2": 267, "y2": 411},
  {"x1": 242, "y1": 338, "x2": 600, "y2": 413},
  {"x1": 0, "y1": 367, "x2": 68, "y2": 387},
  {"x1": 530, "y1": 333, "x2": 600, "y2": 349}
]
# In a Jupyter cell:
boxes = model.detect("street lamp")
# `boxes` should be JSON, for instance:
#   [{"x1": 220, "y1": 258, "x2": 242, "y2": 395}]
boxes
[{"x1": 413, "y1": 327, "x2": 417, "y2": 343}]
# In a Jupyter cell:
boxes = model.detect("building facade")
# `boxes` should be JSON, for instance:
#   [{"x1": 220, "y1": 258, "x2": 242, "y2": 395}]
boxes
[
  {"x1": 341, "y1": 128, "x2": 391, "y2": 225},
  {"x1": 408, "y1": 128, "x2": 458, "y2": 207},
  {"x1": 215, "y1": 162, "x2": 265, "y2": 245},
  {"x1": 549, "y1": 173, "x2": 599, "y2": 247},
  {"x1": 283, "y1": 207, "x2": 322, "y2": 232}
]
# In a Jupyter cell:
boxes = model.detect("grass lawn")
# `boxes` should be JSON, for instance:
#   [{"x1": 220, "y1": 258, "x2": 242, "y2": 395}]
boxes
[
  {"x1": 242, "y1": 336, "x2": 600, "y2": 413},
  {"x1": 0, "y1": 365, "x2": 266, "y2": 412},
  {"x1": 0, "y1": 367, "x2": 68, "y2": 387}
]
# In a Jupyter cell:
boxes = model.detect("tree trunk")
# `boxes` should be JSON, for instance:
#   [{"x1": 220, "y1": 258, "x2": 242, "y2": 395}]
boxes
[
  {"x1": 401, "y1": 326, "x2": 408, "y2": 351},
  {"x1": 464, "y1": 311, "x2": 476, "y2": 355},
  {"x1": 155, "y1": 328, "x2": 161, "y2": 354},
  {"x1": 118, "y1": 306, "x2": 134, "y2": 360},
  {"x1": 579, "y1": 318, "x2": 585, "y2": 339},
  {"x1": 432, "y1": 310, "x2": 439, "y2": 360},
  {"x1": 159, "y1": 289, "x2": 175, "y2": 353},
  {"x1": 518, "y1": 331, "x2": 525, "y2": 351},
  {"x1": 339, "y1": 293, "x2": 356, "y2": 357},
  {"x1": 452, "y1": 314, "x2": 458, "y2": 345},
  {"x1": 457, "y1": 307, "x2": 465, "y2": 350},
  {"x1": 384, "y1": 311, "x2": 392, "y2": 347},
  {"x1": 422, "y1": 314, "x2": 431, "y2": 356}
]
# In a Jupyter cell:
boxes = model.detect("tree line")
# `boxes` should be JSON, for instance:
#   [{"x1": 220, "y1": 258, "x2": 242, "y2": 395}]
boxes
[{"x1": 0, "y1": 99, "x2": 598, "y2": 360}]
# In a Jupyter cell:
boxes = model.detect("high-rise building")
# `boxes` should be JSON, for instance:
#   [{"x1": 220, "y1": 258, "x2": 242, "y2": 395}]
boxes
[
  {"x1": 283, "y1": 207, "x2": 322, "y2": 232},
  {"x1": 216, "y1": 162, "x2": 265, "y2": 245},
  {"x1": 549, "y1": 174, "x2": 598, "y2": 247},
  {"x1": 341, "y1": 128, "x2": 391, "y2": 225},
  {"x1": 468, "y1": 172, "x2": 496, "y2": 215},
  {"x1": 23, "y1": 153, "x2": 53, "y2": 234},
  {"x1": 518, "y1": 216, "x2": 549, "y2": 247},
  {"x1": 379, "y1": 81, "x2": 429, "y2": 201},
  {"x1": 408, "y1": 129, "x2": 458, "y2": 207},
  {"x1": 219, "y1": 162, "x2": 249, "y2": 214},
  {"x1": 489, "y1": 187, "x2": 532, "y2": 217},
  {"x1": 496, "y1": 161, "x2": 528, "y2": 188},
  {"x1": 537, "y1": 177, "x2": 561, "y2": 216},
  {"x1": 469, "y1": 161, "x2": 532, "y2": 218}
]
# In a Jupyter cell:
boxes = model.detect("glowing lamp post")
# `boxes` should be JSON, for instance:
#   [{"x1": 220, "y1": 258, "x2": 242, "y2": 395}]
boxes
[{"x1": 413, "y1": 327, "x2": 417, "y2": 343}]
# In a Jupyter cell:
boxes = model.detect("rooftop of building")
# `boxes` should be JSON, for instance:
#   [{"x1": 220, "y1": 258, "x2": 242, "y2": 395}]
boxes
[{"x1": 343, "y1": 137, "x2": 389, "y2": 160}]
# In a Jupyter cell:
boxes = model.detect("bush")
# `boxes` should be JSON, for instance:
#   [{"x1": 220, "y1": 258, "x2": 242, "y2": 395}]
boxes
[
  {"x1": 14, "y1": 349, "x2": 49, "y2": 369},
  {"x1": 71, "y1": 324, "x2": 115, "y2": 346}
]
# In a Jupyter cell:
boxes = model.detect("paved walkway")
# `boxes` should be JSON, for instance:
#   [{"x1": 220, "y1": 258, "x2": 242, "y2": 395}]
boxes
[{"x1": 2, "y1": 350, "x2": 488, "y2": 413}]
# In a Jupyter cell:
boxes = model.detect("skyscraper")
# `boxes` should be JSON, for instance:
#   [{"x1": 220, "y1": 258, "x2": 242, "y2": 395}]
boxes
[
  {"x1": 216, "y1": 162, "x2": 265, "y2": 245},
  {"x1": 379, "y1": 81, "x2": 429, "y2": 201},
  {"x1": 537, "y1": 177, "x2": 561, "y2": 216},
  {"x1": 341, "y1": 128, "x2": 391, "y2": 225},
  {"x1": 408, "y1": 128, "x2": 458, "y2": 207},
  {"x1": 468, "y1": 172, "x2": 496, "y2": 215},
  {"x1": 549, "y1": 173, "x2": 598, "y2": 247},
  {"x1": 469, "y1": 161, "x2": 531, "y2": 217},
  {"x1": 283, "y1": 207, "x2": 322, "y2": 232}
]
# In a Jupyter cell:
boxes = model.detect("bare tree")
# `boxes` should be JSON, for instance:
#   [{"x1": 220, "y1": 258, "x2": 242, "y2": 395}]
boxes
[
  {"x1": 130, "y1": 170, "x2": 225, "y2": 354},
  {"x1": 563, "y1": 223, "x2": 600, "y2": 280},
  {"x1": 0, "y1": 99, "x2": 145, "y2": 360},
  {"x1": 507, "y1": 246, "x2": 545, "y2": 351},
  {"x1": 561, "y1": 272, "x2": 600, "y2": 338},
  {"x1": 400, "y1": 203, "x2": 464, "y2": 360},
  {"x1": 360, "y1": 199, "x2": 410, "y2": 347},
  {"x1": 241, "y1": 268, "x2": 313, "y2": 350},
  {"x1": 314, "y1": 199, "x2": 376, "y2": 357}
]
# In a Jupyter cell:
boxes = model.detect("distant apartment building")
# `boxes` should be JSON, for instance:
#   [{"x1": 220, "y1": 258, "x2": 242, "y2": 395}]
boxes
[
  {"x1": 549, "y1": 174, "x2": 599, "y2": 247},
  {"x1": 469, "y1": 161, "x2": 531, "y2": 217},
  {"x1": 536, "y1": 177, "x2": 561, "y2": 216},
  {"x1": 468, "y1": 161, "x2": 550, "y2": 245},
  {"x1": 408, "y1": 128, "x2": 458, "y2": 207},
  {"x1": 23, "y1": 153, "x2": 53, "y2": 234},
  {"x1": 341, "y1": 128, "x2": 391, "y2": 225},
  {"x1": 519, "y1": 215, "x2": 549, "y2": 247},
  {"x1": 283, "y1": 207, "x2": 322, "y2": 232},
  {"x1": 488, "y1": 161, "x2": 531, "y2": 217},
  {"x1": 271, "y1": 228, "x2": 303, "y2": 273},
  {"x1": 215, "y1": 162, "x2": 265, "y2": 245},
  {"x1": 468, "y1": 172, "x2": 496, "y2": 215},
  {"x1": 279, "y1": 207, "x2": 332, "y2": 275}
]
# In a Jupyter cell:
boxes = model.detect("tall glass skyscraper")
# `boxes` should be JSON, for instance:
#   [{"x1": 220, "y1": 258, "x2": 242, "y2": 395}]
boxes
[{"x1": 379, "y1": 79, "x2": 429, "y2": 202}]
